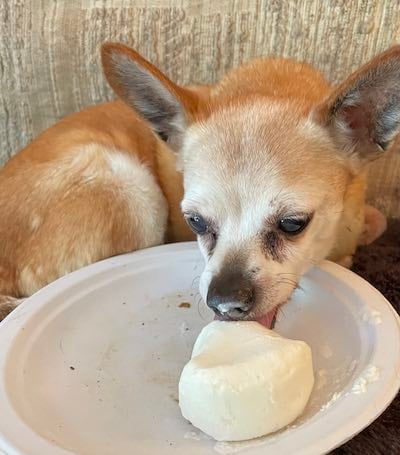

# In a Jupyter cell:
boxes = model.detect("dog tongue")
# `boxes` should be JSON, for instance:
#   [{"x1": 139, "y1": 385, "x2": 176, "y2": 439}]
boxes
[{"x1": 255, "y1": 307, "x2": 278, "y2": 329}]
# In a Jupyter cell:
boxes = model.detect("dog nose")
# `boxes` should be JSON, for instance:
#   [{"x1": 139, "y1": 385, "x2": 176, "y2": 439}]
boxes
[{"x1": 207, "y1": 272, "x2": 254, "y2": 320}]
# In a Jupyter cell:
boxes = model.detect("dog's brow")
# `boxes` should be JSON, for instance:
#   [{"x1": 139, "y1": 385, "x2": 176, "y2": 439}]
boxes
[{"x1": 181, "y1": 201, "x2": 198, "y2": 214}]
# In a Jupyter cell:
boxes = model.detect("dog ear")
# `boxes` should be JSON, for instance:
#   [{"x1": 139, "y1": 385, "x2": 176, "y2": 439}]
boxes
[
  {"x1": 101, "y1": 42, "x2": 202, "y2": 148},
  {"x1": 315, "y1": 46, "x2": 400, "y2": 162}
]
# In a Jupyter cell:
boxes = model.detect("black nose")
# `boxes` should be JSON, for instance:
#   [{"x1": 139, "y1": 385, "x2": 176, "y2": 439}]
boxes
[{"x1": 207, "y1": 271, "x2": 254, "y2": 320}]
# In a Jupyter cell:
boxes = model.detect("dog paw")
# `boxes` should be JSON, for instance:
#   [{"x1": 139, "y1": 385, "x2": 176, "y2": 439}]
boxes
[
  {"x1": 336, "y1": 255, "x2": 353, "y2": 268},
  {"x1": 358, "y1": 205, "x2": 387, "y2": 246}
]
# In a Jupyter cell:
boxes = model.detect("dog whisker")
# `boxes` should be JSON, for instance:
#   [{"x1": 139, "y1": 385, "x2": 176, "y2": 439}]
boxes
[
  {"x1": 276, "y1": 277, "x2": 298, "y2": 287},
  {"x1": 194, "y1": 292, "x2": 208, "y2": 322},
  {"x1": 276, "y1": 272, "x2": 302, "y2": 278},
  {"x1": 191, "y1": 275, "x2": 201, "y2": 288},
  {"x1": 277, "y1": 304, "x2": 288, "y2": 322}
]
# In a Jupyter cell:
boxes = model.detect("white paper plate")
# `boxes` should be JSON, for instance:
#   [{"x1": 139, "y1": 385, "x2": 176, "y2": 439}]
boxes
[{"x1": 0, "y1": 242, "x2": 399, "y2": 455}]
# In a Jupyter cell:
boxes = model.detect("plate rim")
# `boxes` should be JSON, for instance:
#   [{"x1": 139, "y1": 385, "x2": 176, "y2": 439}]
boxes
[{"x1": 0, "y1": 242, "x2": 399, "y2": 455}]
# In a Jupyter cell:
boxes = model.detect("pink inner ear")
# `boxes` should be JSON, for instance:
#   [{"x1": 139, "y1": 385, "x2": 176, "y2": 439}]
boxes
[
  {"x1": 342, "y1": 102, "x2": 374, "y2": 144},
  {"x1": 358, "y1": 205, "x2": 387, "y2": 245}
]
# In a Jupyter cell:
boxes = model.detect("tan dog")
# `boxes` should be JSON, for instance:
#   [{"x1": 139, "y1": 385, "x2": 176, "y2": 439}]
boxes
[{"x1": 0, "y1": 43, "x2": 395, "y2": 323}]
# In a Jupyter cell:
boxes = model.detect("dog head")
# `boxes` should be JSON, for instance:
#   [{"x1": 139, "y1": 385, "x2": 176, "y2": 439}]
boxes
[{"x1": 102, "y1": 43, "x2": 400, "y2": 327}]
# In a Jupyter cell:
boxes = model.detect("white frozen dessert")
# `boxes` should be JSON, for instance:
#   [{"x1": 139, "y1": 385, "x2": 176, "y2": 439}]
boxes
[{"x1": 179, "y1": 321, "x2": 314, "y2": 441}]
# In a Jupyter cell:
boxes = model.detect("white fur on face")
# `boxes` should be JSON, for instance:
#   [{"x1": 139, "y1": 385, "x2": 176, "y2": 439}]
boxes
[{"x1": 181, "y1": 101, "x2": 350, "y2": 317}]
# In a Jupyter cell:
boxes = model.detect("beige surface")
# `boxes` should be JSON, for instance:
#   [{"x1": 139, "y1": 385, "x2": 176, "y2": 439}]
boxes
[{"x1": 0, "y1": 0, "x2": 399, "y2": 215}]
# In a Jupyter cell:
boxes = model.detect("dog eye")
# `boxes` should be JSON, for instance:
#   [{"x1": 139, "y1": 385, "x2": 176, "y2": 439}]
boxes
[
  {"x1": 186, "y1": 214, "x2": 208, "y2": 235},
  {"x1": 279, "y1": 217, "x2": 310, "y2": 235}
]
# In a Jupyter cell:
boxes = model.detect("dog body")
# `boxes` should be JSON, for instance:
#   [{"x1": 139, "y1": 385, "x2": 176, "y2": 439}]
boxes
[
  {"x1": 0, "y1": 100, "x2": 194, "y2": 318},
  {"x1": 0, "y1": 44, "x2": 396, "y2": 322}
]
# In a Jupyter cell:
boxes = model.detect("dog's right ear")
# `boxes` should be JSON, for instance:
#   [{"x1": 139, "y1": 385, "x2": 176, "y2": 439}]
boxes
[{"x1": 101, "y1": 42, "x2": 202, "y2": 148}]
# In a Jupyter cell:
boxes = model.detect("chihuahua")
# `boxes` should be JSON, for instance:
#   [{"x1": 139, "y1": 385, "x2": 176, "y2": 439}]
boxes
[{"x1": 0, "y1": 42, "x2": 395, "y2": 323}]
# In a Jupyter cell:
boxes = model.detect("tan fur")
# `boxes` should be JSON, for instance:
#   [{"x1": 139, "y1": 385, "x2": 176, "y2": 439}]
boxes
[
  {"x1": 1, "y1": 43, "x2": 396, "y2": 320},
  {"x1": 211, "y1": 58, "x2": 331, "y2": 104},
  {"x1": 0, "y1": 100, "x2": 192, "y2": 302}
]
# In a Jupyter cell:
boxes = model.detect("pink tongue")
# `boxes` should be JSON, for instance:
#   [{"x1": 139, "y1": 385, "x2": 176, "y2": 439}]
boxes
[
  {"x1": 213, "y1": 307, "x2": 278, "y2": 329},
  {"x1": 255, "y1": 307, "x2": 278, "y2": 329}
]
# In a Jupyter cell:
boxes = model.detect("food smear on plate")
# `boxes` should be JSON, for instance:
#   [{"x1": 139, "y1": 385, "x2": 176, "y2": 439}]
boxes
[{"x1": 179, "y1": 321, "x2": 314, "y2": 441}]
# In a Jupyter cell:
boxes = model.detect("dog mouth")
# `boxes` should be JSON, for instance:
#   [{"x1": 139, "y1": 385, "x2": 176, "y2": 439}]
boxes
[
  {"x1": 213, "y1": 306, "x2": 279, "y2": 329},
  {"x1": 254, "y1": 307, "x2": 279, "y2": 329}
]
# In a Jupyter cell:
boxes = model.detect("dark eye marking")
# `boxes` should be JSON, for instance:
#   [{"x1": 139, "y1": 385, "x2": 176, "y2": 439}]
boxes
[{"x1": 262, "y1": 231, "x2": 287, "y2": 263}]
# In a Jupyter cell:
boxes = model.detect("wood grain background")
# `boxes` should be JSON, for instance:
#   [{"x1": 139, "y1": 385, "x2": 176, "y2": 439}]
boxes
[{"x1": 1, "y1": 0, "x2": 399, "y2": 215}]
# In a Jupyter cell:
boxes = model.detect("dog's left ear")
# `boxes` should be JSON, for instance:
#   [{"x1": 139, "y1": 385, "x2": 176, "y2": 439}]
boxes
[
  {"x1": 101, "y1": 42, "x2": 206, "y2": 149},
  {"x1": 315, "y1": 46, "x2": 400, "y2": 163}
]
